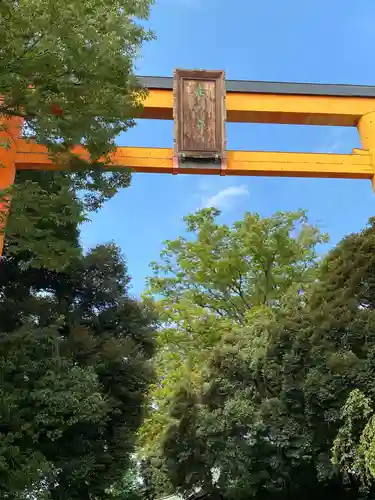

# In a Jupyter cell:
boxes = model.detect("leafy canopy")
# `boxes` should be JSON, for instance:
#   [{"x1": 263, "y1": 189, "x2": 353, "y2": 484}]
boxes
[
  {"x1": 0, "y1": 235, "x2": 156, "y2": 499},
  {"x1": 139, "y1": 208, "x2": 327, "y2": 456},
  {"x1": 154, "y1": 217, "x2": 375, "y2": 500},
  {"x1": 0, "y1": 0, "x2": 153, "y2": 159},
  {"x1": 0, "y1": 0, "x2": 155, "y2": 267}
]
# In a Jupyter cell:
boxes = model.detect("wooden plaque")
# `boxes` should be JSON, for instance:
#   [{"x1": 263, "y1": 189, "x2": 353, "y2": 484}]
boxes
[{"x1": 173, "y1": 69, "x2": 227, "y2": 170}]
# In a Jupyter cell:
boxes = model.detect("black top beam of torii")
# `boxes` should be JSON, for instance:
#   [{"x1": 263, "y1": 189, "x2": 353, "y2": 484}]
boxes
[{"x1": 137, "y1": 75, "x2": 375, "y2": 98}]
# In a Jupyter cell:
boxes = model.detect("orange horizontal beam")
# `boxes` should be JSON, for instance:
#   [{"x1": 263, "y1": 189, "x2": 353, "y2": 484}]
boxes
[
  {"x1": 139, "y1": 88, "x2": 375, "y2": 126},
  {"x1": 14, "y1": 141, "x2": 373, "y2": 179}
]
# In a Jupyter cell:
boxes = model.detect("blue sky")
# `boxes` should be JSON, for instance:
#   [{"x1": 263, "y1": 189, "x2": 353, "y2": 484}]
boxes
[{"x1": 81, "y1": 0, "x2": 375, "y2": 297}]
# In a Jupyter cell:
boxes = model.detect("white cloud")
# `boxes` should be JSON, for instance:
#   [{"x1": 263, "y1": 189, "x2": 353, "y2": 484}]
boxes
[
  {"x1": 315, "y1": 140, "x2": 342, "y2": 154},
  {"x1": 202, "y1": 184, "x2": 249, "y2": 210},
  {"x1": 314, "y1": 128, "x2": 355, "y2": 154}
]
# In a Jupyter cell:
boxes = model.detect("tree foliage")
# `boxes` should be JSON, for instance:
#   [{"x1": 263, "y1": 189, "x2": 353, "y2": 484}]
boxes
[
  {"x1": 145, "y1": 217, "x2": 375, "y2": 500},
  {"x1": 0, "y1": 1, "x2": 158, "y2": 496},
  {"x1": 4, "y1": 170, "x2": 84, "y2": 268},
  {"x1": 0, "y1": 0, "x2": 155, "y2": 266},
  {"x1": 0, "y1": 0, "x2": 153, "y2": 158},
  {"x1": 140, "y1": 208, "x2": 327, "y2": 456},
  {"x1": 0, "y1": 171, "x2": 156, "y2": 499}
]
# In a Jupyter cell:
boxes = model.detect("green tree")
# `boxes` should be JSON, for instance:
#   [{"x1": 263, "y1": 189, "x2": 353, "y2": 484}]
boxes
[
  {"x1": 0, "y1": 1, "x2": 157, "y2": 495},
  {"x1": 138, "y1": 457, "x2": 175, "y2": 500},
  {"x1": 0, "y1": 241, "x2": 156, "y2": 499},
  {"x1": 0, "y1": 171, "x2": 156, "y2": 499},
  {"x1": 140, "y1": 208, "x2": 327, "y2": 458},
  {"x1": 0, "y1": 0, "x2": 154, "y2": 264},
  {"x1": 107, "y1": 466, "x2": 142, "y2": 500},
  {"x1": 159, "y1": 217, "x2": 375, "y2": 500},
  {"x1": 0, "y1": 0, "x2": 153, "y2": 159}
]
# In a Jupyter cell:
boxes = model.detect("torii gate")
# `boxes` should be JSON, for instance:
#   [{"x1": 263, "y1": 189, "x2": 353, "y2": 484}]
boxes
[{"x1": 2, "y1": 68, "x2": 375, "y2": 256}]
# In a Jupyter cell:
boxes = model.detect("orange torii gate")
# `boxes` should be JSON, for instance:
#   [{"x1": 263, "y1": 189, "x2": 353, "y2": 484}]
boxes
[{"x1": 2, "y1": 68, "x2": 375, "y2": 255}]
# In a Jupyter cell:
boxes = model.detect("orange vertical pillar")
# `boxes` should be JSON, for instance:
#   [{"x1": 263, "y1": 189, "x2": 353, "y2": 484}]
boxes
[
  {"x1": 358, "y1": 112, "x2": 375, "y2": 192},
  {"x1": 0, "y1": 115, "x2": 22, "y2": 257}
]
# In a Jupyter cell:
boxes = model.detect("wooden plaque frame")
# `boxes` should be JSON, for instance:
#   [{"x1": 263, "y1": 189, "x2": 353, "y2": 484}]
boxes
[{"x1": 173, "y1": 69, "x2": 227, "y2": 173}]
